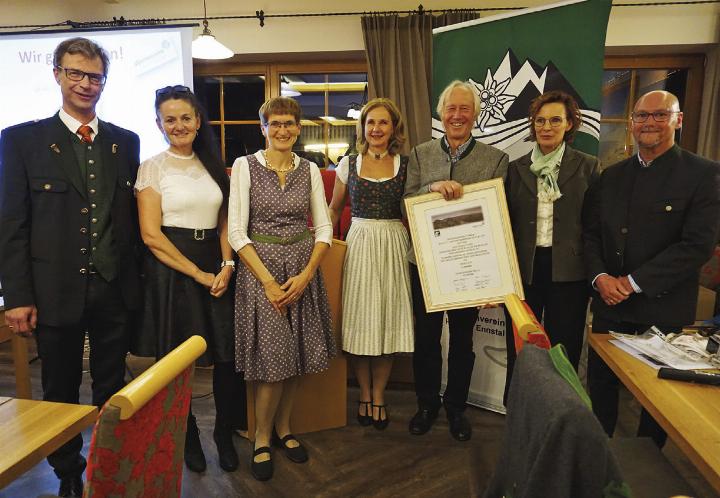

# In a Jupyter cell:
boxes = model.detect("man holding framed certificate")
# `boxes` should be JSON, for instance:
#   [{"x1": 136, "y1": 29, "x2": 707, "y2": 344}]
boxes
[{"x1": 403, "y1": 80, "x2": 509, "y2": 441}]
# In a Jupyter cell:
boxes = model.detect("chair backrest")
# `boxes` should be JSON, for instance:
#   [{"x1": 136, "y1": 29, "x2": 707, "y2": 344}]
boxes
[
  {"x1": 483, "y1": 344, "x2": 630, "y2": 498},
  {"x1": 84, "y1": 336, "x2": 207, "y2": 498},
  {"x1": 504, "y1": 293, "x2": 551, "y2": 353},
  {"x1": 319, "y1": 168, "x2": 336, "y2": 204},
  {"x1": 320, "y1": 239, "x2": 347, "y2": 344},
  {"x1": 319, "y1": 168, "x2": 352, "y2": 240}
]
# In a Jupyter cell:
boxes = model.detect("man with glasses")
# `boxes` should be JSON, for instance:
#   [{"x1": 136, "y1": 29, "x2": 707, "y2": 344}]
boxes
[
  {"x1": 0, "y1": 37, "x2": 141, "y2": 497},
  {"x1": 584, "y1": 90, "x2": 720, "y2": 447}
]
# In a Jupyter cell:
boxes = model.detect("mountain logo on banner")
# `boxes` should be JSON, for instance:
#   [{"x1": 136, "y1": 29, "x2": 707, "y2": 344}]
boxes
[{"x1": 432, "y1": 49, "x2": 601, "y2": 157}]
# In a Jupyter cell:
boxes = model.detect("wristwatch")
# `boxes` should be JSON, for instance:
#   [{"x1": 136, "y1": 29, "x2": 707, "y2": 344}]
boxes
[{"x1": 220, "y1": 260, "x2": 236, "y2": 271}]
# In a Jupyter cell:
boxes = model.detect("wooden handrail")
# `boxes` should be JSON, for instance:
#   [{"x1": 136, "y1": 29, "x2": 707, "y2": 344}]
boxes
[
  {"x1": 504, "y1": 293, "x2": 542, "y2": 342},
  {"x1": 109, "y1": 335, "x2": 207, "y2": 420}
]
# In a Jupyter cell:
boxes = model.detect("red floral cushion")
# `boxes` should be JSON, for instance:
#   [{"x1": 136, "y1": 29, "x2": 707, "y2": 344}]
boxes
[{"x1": 85, "y1": 366, "x2": 193, "y2": 498}]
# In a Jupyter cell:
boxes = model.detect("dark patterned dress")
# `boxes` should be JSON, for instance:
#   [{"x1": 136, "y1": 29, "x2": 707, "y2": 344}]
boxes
[{"x1": 234, "y1": 154, "x2": 336, "y2": 382}]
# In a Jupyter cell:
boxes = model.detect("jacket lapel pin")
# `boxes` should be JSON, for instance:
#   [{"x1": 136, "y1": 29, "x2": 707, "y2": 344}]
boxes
[
  {"x1": 50, "y1": 144, "x2": 60, "y2": 154},
  {"x1": 112, "y1": 144, "x2": 118, "y2": 154}
]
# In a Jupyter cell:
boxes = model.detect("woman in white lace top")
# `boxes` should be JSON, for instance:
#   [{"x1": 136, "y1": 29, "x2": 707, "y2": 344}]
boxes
[{"x1": 133, "y1": 85, "x2": 245, "y2": 474}]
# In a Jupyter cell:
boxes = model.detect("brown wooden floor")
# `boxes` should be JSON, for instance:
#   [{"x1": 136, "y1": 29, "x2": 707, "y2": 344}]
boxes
[{"x1": 0, "y1": 339, "x2": 716, "y2": 498}]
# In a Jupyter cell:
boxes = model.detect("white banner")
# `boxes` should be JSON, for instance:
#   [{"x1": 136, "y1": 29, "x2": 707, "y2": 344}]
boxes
[{"x1": 441, "y1": 307, "x2": 508, "y2": 414}]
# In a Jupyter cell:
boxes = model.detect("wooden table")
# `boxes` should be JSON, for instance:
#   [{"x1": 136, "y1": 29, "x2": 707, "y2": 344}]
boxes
[
  {"x1": 589, "y1": 333, "x2": 720, "y2": 494},
  {"x1": 0, "y1": 398, "x2": 97, "y2": 489},
  {"x1": 0, "y1": 310, "x2": 32, "y2": 399}
]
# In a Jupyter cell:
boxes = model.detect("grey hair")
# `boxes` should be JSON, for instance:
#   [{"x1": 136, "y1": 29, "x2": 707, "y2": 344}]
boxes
[{"x1": 435, "y1": 80, "x2": 481, "y2": 120}]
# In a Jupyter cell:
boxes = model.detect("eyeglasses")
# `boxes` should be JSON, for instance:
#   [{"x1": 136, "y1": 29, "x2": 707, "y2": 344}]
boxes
[
  {"x1": 533, "y1": 116, "x2": 566, "y2": 129},
  {"x1": 631, "y1": 111, "x2": 679, "y2": 123},
  {"x1": 265, "y1": 120, "x2": 298, "y2": 130},
  {"x1": 156, "y1": 85, "x2": 192, "y2": 98},
  {"x1": 55, "y1": 66, "x2": 106, "y2": 86}
]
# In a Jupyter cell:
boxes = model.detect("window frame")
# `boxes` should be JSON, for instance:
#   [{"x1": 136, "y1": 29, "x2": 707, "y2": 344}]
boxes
[
  {"x1": 603, "y1": 54, "x2": 705, "y2": 156},
  {"x1": 194, "y1": 59, "x2": 367, "y2": 166}
]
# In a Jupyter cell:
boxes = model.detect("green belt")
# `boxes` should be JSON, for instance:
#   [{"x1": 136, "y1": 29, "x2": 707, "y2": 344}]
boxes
[{"x1": 249, "y1": 230, "x2": 312, "y2": 245}]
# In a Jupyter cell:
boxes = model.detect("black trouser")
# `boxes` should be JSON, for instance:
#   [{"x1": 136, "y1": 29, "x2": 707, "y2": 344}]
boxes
[
  {"x1": 410, "y1": 264, "x2": 476, "y2": 415},
  {"x1": 35, "y1": 275, "x2": 130, "y2": 479},
  {"x1": 523, "y1": 248, "x2": 589, "y2": 369},
  {"x1": 504, "y1": 248, "x2": 589, "y2": 403},
  {"x1": 588, "y1": 316, "x2": 674, "y2": 448},
  {"x1": 212, "y1": 361, "x2": 247, "y2": 430}
]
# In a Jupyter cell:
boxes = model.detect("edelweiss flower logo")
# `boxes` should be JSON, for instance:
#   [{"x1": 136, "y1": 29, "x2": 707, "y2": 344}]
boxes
[
  {"x1": 469, "y1": 70, "x2": 516, "y2": 132},
  {"x1": 431, "y1": 50, "x2": 600, "y2": 158}
]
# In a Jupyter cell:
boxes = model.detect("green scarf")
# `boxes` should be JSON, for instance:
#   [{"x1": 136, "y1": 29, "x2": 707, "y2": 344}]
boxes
[{"x1": 529, "y1": 142, "x2": 564, "y2": 202}]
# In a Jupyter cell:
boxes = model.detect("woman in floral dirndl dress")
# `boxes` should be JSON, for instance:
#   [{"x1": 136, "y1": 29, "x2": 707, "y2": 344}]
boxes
[{"x1": 328, "y1": 98, "x2": 413, "y2": 432}]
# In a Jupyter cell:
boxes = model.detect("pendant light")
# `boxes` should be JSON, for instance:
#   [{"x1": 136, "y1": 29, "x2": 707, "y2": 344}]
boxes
[{"x1": 192, "y1": 0, "x2": 233, "y2": 60}]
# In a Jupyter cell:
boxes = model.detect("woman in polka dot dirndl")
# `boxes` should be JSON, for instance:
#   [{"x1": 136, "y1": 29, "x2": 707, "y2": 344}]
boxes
[{"x1": 228, "y1": 97, "x2": 336, "y2": 482}]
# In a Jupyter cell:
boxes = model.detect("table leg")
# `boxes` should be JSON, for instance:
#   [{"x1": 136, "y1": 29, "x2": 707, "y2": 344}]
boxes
[{"x1": 10, "y1": 335, "x2": 31, "y2": 399}]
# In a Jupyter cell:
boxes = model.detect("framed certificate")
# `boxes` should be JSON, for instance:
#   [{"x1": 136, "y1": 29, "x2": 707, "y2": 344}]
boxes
[{"x1": 404, "y1": 178, "x2": 524, "y2": 312}]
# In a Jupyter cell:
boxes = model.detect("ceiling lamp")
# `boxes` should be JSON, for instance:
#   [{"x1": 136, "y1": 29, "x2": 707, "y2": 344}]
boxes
[
  {"x1": 192, "y1": 0, "x2": 233, "y2": 60},
  {"x1": 347, "y1": 100, "x2": 363, "y2": 119},
  {"x1": 281, "y1": 82, "x2": 301, "y2": 97}
]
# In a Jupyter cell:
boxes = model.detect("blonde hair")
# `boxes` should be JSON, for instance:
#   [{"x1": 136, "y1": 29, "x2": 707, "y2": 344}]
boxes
[{"x1": 355, "y1": 98, "x2": 407, "y2": 155}]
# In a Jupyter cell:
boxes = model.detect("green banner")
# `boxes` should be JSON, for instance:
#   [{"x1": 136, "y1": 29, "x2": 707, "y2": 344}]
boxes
[{"x1": 432, "y1": 0, "x2": 612, "y2": 158}]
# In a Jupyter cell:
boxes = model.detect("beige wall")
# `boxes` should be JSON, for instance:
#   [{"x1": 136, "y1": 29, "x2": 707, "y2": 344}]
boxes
[{"x1": 1, "y1": 0, "x2": 718, "y2": 53}]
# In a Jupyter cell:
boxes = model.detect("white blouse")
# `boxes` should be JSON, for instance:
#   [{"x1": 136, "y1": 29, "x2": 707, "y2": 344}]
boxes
[
  {"x1": 335, "y1": 154, "x2": 402, "y2": 184},
  {"x1": 135, "y1": 150, "x2": 223, "y2": 229},
  {"x1": 535, "y1": 186, "x2": 554, "y2": 247},
  {"x1": 228, "y1": 151, "x2": 333, "y2": 252}
]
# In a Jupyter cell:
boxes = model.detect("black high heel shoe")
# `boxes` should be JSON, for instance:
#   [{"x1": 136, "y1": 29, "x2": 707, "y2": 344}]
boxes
[
  {"x1": 372, "y1": 404, "x2": 389, "y2": 431},
  {"x1": 357, "y1": 400, "x2": 372, "y2": 426}
]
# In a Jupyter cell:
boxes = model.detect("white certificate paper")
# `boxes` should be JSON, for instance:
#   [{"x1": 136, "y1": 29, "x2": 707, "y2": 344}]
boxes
[
  {"x1": 426, "y1": 200, "x2": 501, "y2": 294},
  {"x1": 405, "y1": 179, "x2": 524, "y2": 312}
]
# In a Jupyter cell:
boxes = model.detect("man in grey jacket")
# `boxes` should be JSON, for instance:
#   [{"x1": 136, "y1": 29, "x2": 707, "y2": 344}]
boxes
[{"x1": 404, "y1": 80, "x2": 509, "y2": 441}]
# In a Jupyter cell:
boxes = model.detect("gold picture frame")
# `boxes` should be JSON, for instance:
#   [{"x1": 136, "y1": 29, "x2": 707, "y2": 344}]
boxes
[{"x1": 405, "y1": 178, "x2": 524, "y2": 312}]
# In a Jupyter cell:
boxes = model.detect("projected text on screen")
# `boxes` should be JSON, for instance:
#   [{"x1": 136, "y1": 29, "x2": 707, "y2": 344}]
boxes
[{"x1": 0, "y1": 26, "x2": 193, "y2": 161}]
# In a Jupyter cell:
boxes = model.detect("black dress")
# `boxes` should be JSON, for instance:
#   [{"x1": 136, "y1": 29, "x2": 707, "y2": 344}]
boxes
[{"x1": 131, "y1": 151, "x2": 234, "y2": 367}]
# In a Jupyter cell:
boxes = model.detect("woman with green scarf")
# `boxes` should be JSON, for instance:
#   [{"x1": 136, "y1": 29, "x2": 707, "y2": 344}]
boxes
[{"x1": 504, "y1": 91, "x2": 600, "y2": 392}]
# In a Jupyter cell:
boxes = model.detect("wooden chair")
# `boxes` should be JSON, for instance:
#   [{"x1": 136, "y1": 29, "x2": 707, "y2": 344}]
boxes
[
  {"x1": 481, "y1": 295, "x2": 633, "y2": 497},
  {"x1": 84, "y1": 336, "x2": 206, "y2": 498},
  {"x1": 484, "y1": 341, "x2": 629, "y2": 498},
  {"x1": 319, "y1": 169, "x2": 352, "y2": 240},
  {"x1": 0, "y1": 311, "x2": 32, "y2": 399},
  {"x1": 504, "y1": 293, "x2": 551, "y2": 352}
]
